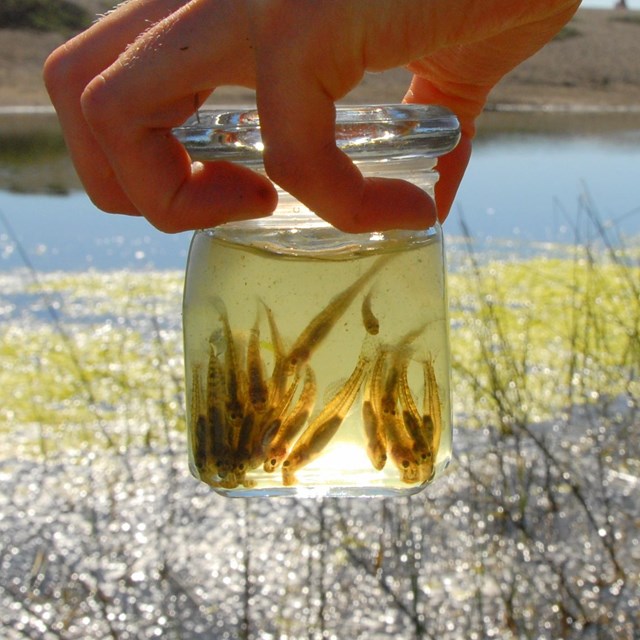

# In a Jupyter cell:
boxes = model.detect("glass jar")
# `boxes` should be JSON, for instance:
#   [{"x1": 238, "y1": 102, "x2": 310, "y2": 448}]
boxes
[{"x1": 175, "y1": 104, "x2": 460, "y2": 498}]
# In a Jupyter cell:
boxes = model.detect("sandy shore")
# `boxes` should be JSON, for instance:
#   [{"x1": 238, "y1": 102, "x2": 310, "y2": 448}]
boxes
[{"x1": 1, "y1": 9, "x2": 640, "y2": 112}]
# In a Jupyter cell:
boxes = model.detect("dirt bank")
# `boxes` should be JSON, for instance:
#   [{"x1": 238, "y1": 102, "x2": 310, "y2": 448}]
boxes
[{"x1": 1, "y1": 9, "x2": 640, "y2": 111}]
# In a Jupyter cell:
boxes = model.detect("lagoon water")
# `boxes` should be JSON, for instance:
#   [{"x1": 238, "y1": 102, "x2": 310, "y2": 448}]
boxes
[
  {"x1": 1, "y1": 111, "x2": 639, "y2": 272},
  {"x1": 454, "y1": 127, "x2": 640, "y2": 243}
]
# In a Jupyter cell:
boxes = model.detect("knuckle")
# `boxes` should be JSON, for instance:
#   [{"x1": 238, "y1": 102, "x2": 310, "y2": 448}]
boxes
[
  {"x1": 78, "y1": 170, "x2": 138, "y2": 216},
  {"x1": 42, "y1": 47, "x2": 72, "y2": 99},
  {"x1": 263, "y1": 149, "x2": 305, "y2": 195},
  {"x1": 148, "y1": 215, "x2": 186, "y2": 235},
  {"x1": 43, "y1": 44, "x2": 91, "y2": 102},
  {"x1": 146, "y1": 197, "x2": 196, "y2": 234},
  {"x1": 80, "y1": 77, "x2": 117, "y2": 132}
]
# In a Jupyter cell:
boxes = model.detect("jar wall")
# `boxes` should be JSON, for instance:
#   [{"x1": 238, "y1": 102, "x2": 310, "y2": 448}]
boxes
[{"x1": 183, "y1": 224, "x2": 452, "y2": 498}]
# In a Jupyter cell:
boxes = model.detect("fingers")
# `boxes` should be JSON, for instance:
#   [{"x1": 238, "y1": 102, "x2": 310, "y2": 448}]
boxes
[
  {"x1": 50, "y1": 0, "x2": 278, "y2": 232},
  {"x1": 405, "y1": 0, "x2": 582, "y2": 133},
  {"x1": 82, "y1": 72, "x2": 278, "y2": 232},
  {"x1": 253, "y1": 3, "x2": 437, "y2": 233},
  {"x1": 44, "y1": 0, "x2": 192, "y2": 215},
  {"x1": 258, "y1": 86, "x2": 437, "y2": 233},
  {"x1": 259, "y1": 96, "x2": 436, "y2": 233},
  {"x1": 403, "y1": 0, "x2": 580, "y2": 220},
  {"x1": 403, "y1": 75, "x2": 475, "y2": 223},
  {"x1": 43, "y1": 0, "x2": 580, "y2": 234},
  {"x1": 433, "y1": 134, "x2": 472, "y2": 223}
]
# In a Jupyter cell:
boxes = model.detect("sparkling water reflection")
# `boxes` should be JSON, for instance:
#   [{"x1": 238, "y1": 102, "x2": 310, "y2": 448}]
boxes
[{"x1": 453, "y1": 131, "x2": 640, "y2": 243}]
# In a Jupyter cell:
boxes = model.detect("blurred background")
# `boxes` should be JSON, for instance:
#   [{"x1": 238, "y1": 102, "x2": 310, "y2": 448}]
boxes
[{"x1": 1, "y1": 2, "x2": 639, "y2": 639}]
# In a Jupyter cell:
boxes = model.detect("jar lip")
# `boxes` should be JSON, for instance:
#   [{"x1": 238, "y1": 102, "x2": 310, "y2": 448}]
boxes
[
  {"x1": 202, "y1": 220, "x2": 441, "y2": 258},
  {"x1": 173, "y1": 104, "x2": 460, "y2": 166}
]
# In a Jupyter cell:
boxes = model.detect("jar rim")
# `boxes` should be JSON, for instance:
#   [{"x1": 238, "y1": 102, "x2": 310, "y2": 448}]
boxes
[{"x1": 173, "y1": 104, "x2": 460, "y2": 166}]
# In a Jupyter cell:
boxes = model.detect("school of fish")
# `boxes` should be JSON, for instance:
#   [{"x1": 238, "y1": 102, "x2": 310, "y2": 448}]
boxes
[{"x1": 188, "y1": 254, "x2": 443, "y2": 489}]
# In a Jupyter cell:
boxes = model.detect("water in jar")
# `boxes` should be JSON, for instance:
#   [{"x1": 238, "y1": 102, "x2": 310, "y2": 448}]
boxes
[{"x1": 183, "y1": 230, "x2": 452, "y2": 497}]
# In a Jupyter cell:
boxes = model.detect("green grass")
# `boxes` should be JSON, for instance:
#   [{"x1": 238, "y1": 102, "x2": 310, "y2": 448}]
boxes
[
  {"x1": 609, "y1": 13, "x2": 640, "y2": 26},
  {"x1": 0, "y1": 130, "x2": 68, "y2": 168},
  {"x1": 1, "y1": 230, "x2": 638, "y2": 640},
  {"x1": 553, "y1": 24, "x2": 582, "y2": 41},
  {"x1": 0, "y1": 271, "x2": 186, "y2": 457},
  {"x1": 0, "y1": 0, "x2": 90, "y2": 33},
  {"x1": 449, "y1": 240, "x2": 639, "y2": 431}
]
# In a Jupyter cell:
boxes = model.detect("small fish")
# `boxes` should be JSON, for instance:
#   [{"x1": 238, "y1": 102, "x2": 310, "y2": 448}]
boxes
[
  {"x1": 189, "y1": 365, "x2": 208, "y2": 473},
  {"x1": 214, "y1": 301, "x2": 249, "y2": 458},
  {"x1": 190, "y1": 364, "x2": 204, "y2": 417},
  {"x1": 381, "y1": 364, "x2": 400, "y2": 417},
  {"x1": 264, "y1": 366, "x2": 317, "y2": 472},
  {"x1": 378, "y1": 324, "x2": 424, "y2": 416},
  {"x1": 398, "y1": 360, "x2": 432, "y2": 469},
  {"x1": 422, "y1": 413, "x2": 435, "y2": 444},
  {"x1": 397, "y1": 359, "x2": 420, "y2": 422},
  {"x1": 361, "y1": 288, "x2": 380, "y2": 335},
  {"x1": 246, "y1": 368, "x2": 302, "y2": 470},
  {"x1": 282, "y1": 414, "x2": 343, "y2": 486},
  {"x1": 205, "y1": 343, "x2": 232, "y2": 476},
  {"x1": 282, "y1": 353, "x2": 371, "y2": 485},
  {"x1": 284, "y1": 253, "x2": 393, "y2": 373},
  {"x1": 361, "y1": 348, "x2": 389, "y2": 470},
  {"x1": 234, "y1": 410, "x2": 257, "y2": 473},
  {"x1": 393, "y1": 323, "x2": 427, "y2": 363},
  {"x1": 213, "y1": 298, "x2": 246, "y2": 423},
  {"x1": 362, "y1": 399, "x2": 386, "y2": 471},
  {"x1": 420, "y1": 414, "x2": 436, "y2": 482},
  {"x1": 402, "y1": 409, "x2": 433, "y2": 479},
  {"x1": 261, "y1": 301, "x2": 289, "y2": 406},
  {"x1": 383, "y1": 411, "x2": 422, "y2": 484},
  {"x1": 368, "y1": 347, "x2": 388, "y2": 413},
  {"x1": 193, "y1": 414, "x2": 209, "y2": 473},
  {"x1": 205, "y1": 342, "x2": 226, "y2": 417},
  {"x1": 379, "y1": 356, "x2": 422, "y2": 484},
  {"x1": 423, "y1": 358, "x2": 442, "y2": 457},
  {"x1": 246, "y1": 311, "x2": 269, "y2": 413}
]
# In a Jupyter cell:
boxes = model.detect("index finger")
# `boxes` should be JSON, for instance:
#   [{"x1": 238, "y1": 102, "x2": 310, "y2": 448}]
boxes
[
  {"x1": 44, "y1": 0, "x2": 191, "y2": 216},
  {"x1": 78, "y1": 2, "x2": 278, "y2": 232}
]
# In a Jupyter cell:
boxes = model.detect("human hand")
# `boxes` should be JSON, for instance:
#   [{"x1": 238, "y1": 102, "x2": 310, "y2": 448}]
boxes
[{"x1": 44, "y1": 0, "x2": 580, "y2": 233}]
